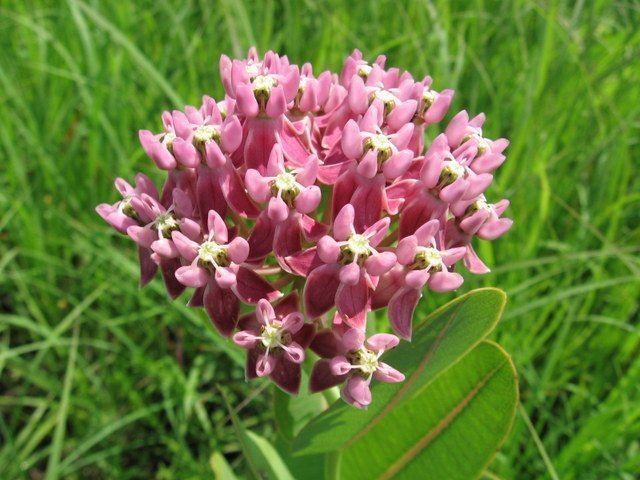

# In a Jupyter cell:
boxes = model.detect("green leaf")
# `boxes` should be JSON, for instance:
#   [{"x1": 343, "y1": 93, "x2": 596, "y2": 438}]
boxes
[
  {"x1": 339, "y1": 341, "x2": 518, "y2": 479},
  {"x1": 293, "y1": 288, "x2": 507, "y2": 456},
  {"x1": 220, "y1": 388, "x2": 295, "y2": 480},
  {"x1": 274, "y1": 371, "x2": 327, "y2": 442},
  {"x1": 209, "y1": 451, "x2": 238, "y2": 480}
]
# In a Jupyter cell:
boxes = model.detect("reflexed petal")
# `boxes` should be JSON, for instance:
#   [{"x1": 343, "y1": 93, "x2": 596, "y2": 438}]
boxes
[
  {"x1": 204, "y1": 279, "x2": 240, "y2": 337},
  {"x1": 309, "y1": 359, "x2": 347, "y2": 392},
  {"x1": 234, "y1": 267, "x2": 282, "y2": 304},
  {"x1": 304, "y1": 264, "x2": 341, "y2": 318},
  {"x1": 388, "y1": 287, "x2": 421, "y2": 340}
]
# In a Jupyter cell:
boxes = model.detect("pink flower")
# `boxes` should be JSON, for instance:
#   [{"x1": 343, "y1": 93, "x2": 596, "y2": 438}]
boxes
[
  {"x1": 245, "y1": 144, "x2": 321, "y2": 223},
  {"x1": 304, "y1": 204, "x2": 396, "y2": 326},
  {"x1": 96, "y1": 47, "x2": 512, "y2": 407},
  {"x1": 310, "y1": 327, "x2": 404, "y2": 409},
  {"x1": 234, "y1": 295, "x2": 314, "y2": 394}
]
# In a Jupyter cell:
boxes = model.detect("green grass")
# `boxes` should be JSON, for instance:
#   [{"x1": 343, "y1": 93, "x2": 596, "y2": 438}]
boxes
[{"x1": 0, "y1": 0, "x2": 639, "y2": 478}]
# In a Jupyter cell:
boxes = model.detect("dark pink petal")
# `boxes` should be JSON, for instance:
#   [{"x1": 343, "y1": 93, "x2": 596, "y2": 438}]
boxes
[
  {"x1": 234, "y1": 267, "x2": 282, "y2": 304},
  {"x1": 388, "y1": 287, "x2": 421, "y2": 340},
  {"x1": 204, "y1": 279, "x2": 239, "y2": 337},
  {"x1": 351, "y1": 176, "x2": 384, "y2": 232},
  {"x1": 304, "y1": 264, "x2": 341, "y2": 318},
  {"x1": 138, "y1": 246, "x2": 158, "y2": 287},
  {"x1": 371, "y1": 266, "x2": 405, "y2": 310},
  {"x1": 161, "y1": 258, "x2": 186, "y2": 299},
  {"x1": 285, "y1": 248, "x2": 323, "y2": 276},
  {"x1": 309, "y1": 359, "x2": 347, "y2": 393},
  {"x1": 219, "y1": 165, "x2": 261, "y2": 218},
  {"x1": 299, "y1": 214, "x2": 329, "y2": 241},
  {"x1": 335, "y1": 277, "x2": 369, "y2": 328},
  {"x1": 187, "y1": 286, "x2": 205, "y2": 307},
  {"x1": 247, "y1": 212, "x2": 276, "y2": 262},
  {"x1": 316, "y1": 160, "x2": 354, "y2": 185},
  {"x1": 244, "y1": 118, "x2": 277, "y2": 173},
  {"x1": 269, "y1": 356, "x2": 302, "y2": 394}
]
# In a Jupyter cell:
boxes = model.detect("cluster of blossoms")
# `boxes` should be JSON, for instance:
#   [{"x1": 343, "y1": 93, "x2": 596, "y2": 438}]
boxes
[{"x1": 97, "y1": 49, "x2": 511, "y2": 408}]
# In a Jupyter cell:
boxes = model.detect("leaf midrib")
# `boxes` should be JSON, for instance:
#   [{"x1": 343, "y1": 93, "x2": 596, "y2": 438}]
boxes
[{"x1": 376, "y1": 359, "x2": 508, "y2": 480}]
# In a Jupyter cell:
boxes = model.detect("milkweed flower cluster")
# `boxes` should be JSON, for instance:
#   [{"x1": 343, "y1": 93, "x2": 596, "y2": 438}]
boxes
[{"x1": 97, "y1": 48, "x2": 512, "y2": 408}]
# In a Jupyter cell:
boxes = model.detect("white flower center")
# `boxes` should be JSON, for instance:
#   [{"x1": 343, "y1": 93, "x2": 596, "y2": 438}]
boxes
[
  {"x1": 415, "y1": 247, "x2": 443, "y2": 271},
  {"x1": 374, "y1": 89, "x2": 397, "y2": 104},
  {"x1": 252, "y1": 75, "x2": 277, "y2": 92},
  {"x1": 356, "y1": 348, "x2": 379, "y2": 374},
  {"x1": 423, "y1": 89, "x2": 437, "y2": 105},
  {"x1": 198, "y1": 241, "x2": 228, "y2": 266},
  {"x1": 193, "y1": 124, "x2": 219, "y2": 144},
  {"x1": 154, "y1": 213, "x2": 179, "y2": 237},
  {"x1": 260, "y1": 323, "x2": 283, "y2": 349},
  {"x1": 475, "y1": 196, "x2": 493, "y2": 212},
  {"x1": 358, "y1": 64, "x2": 372, "y2": 77},
  {"x1": 274, "y1": 172, "x2": 298, "y2": 192},
  {"x1": 162, "y1": 132, "x2": 176, "y2": 148},
  {"x1": 444, "y1": 160, "x2": 465, "y2": 179},
  {"x1": 347, "y1": 234, "x2": 371, "y2": 257},
  {"x1": 476, "y1": 137, "x2": 490, "y2": 154},
  {"x1": 245, "y1": 62, "x2": 262, "y2": 78},
  {"x1": 369, "y1": 134, "x2": 393, "y2": 152}
]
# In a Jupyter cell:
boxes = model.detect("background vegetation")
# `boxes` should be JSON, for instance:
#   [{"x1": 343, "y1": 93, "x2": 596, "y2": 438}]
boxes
[{"x1": 0, "y1": 0, "x2": 638, "y2": 478}]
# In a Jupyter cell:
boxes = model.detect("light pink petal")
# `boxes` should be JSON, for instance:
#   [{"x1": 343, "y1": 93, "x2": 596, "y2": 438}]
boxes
[
  {"x1": 330, "y1": 356, "x2": 352, "y2": 376},
  {"x1": 172, "y1": 137, "x2": 200, "y2": 168},
  {"x1": 464, "y1": 246, "x2": 490, "y2": 274},
  {"x1": 208, "y1": 210, "x2": 229, "y2": 243},
  {"x1": 171, "y1": 231, "x2": 199, "y2": 262},
  {"x1": 221, "y1": 115, "x2": 242, "y2": 153},
  {"x1": 389, "y1": 123, "x2": 414, "y2": 150},
  {"x1": 281, "y1": 312, "x2": 304, "y2": 334},
  {"x1": 445, "y1": 110, "x2": 469, "y2": 148},
  {"x1": 126, "y1": 226, "x2": 156, "y2": 248},
  {"x1": 366, "y1": 333, "x2": 399, "y2": 352},
  {"x1": 204, "y1": 140, "x2": 226, "y2": 168},
  {"x1": 365, "y1": 251, "x2": 397, "y2": 276},
  {"x1": 414, "y1": 219, "x2": 440, "y2": 245},
  {"x1": 227, "y1": 237, "x2": 250, "y2": 264},
  {"x1": 396, "y1": 236, "x2": 418, "y2": 265},
  {"x1": 245, "y1": 169, "x2": 271, "y2": 202},
  {"x1": 341, "y1": 120, "x2": 364, "y2": 159},
  {"x1": 493, "y1": 199, "x2": 510, "y2": 216},
  {"x1": 256, "y1": 354, "x2": 276, "y2": 377},
  {"x1": 345, "y1": 375, "x2": 372, "y2": 407},
  {"x1": 296, "y1": 154, "x2": 319, "y2": 186},
  {"x1": 464, "y1": 173, "x2": 493, "y2": 199},
  {"x1": 339, "y1": 262, "x2": 361, "y2": 286},
  {"x1": 342, "y1": 328, "x2": 365, "y2": 351},
  {"x1": 405, "y1": 269, "x2": 430, "y2": 289},
  {"x1": 387, "y1": 100, "x2": 417, "y2": 131},
  {"x1": 382, "y1": 150, "x2": 413, "y2": 180},
  {"x1": 233, "y1": 331, "x2": 260, "y2": 348},
  {"x1": 363, "y1": 216, "x2": 391, "y2": 247},
  {"x1": 215, "y1": 266, "x2": 237, "y2": 289},
  {"x1": 348, "y1": 75, "x2": 368, "y2": 114},
  {"x1": 428, "y1": 271, "x2": 463, "y2": 292},
  {"x1": 333, "y1": 204, "x2": 355, "y2": 240},
  {"x1": 317, "y1": 236, "x2": 340, "y2": 264},
  {"x1": 175, "y1": 265, "x2": 209, "y2": 288},
  {"x1": 282, "y1": 341, "x2": 305, "y2": 364},
  {"x1": 266, "y1": 85, "x2": 287, "y2": 117},
  {"x1": 356, "y1": 149, "x2": 379, "y2": 179},
  {"x1": 442, "y1": 247, "x2": 466, "y2": 266},
  {"x1": 424, "y1": 89, "x2": 453, "y2": 124},
  {"x1": 478, "y1": 218, "x2": 513, "y2": 240},
  {"x1": 256, "y1": 298, "x2": 276, "y2": 325},
  {"x1": 268, "y1": 196, "x2": 290, "y2": 223},
  {"x1": 374, "y1": 363, "x2": 405, "y2": 383},
  {"x1": 235, "y1": 83, "x2": 259, "y2": 117},
  {"x1": 295, "y1": 186, "x2": 321, "y2": 214},
  {"x1": 440, "y1": 177, "x2": 468, "y2": 203},
  {"x1": 459, "y1": 209, "x2": 491, "y2": 235},
  {"x1": 151, "y1": 238, "x2": 178, "y2": 258}
]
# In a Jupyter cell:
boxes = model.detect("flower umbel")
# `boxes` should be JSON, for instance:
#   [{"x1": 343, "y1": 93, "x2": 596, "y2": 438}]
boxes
[{"x1": 96, "y1": 48, "x2": 512, "y2": 407}]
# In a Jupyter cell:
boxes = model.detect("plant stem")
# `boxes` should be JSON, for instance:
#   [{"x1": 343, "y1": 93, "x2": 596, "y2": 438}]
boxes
[{"x1": 325, "y1": 450, "x2": 342, "y2": 480}]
